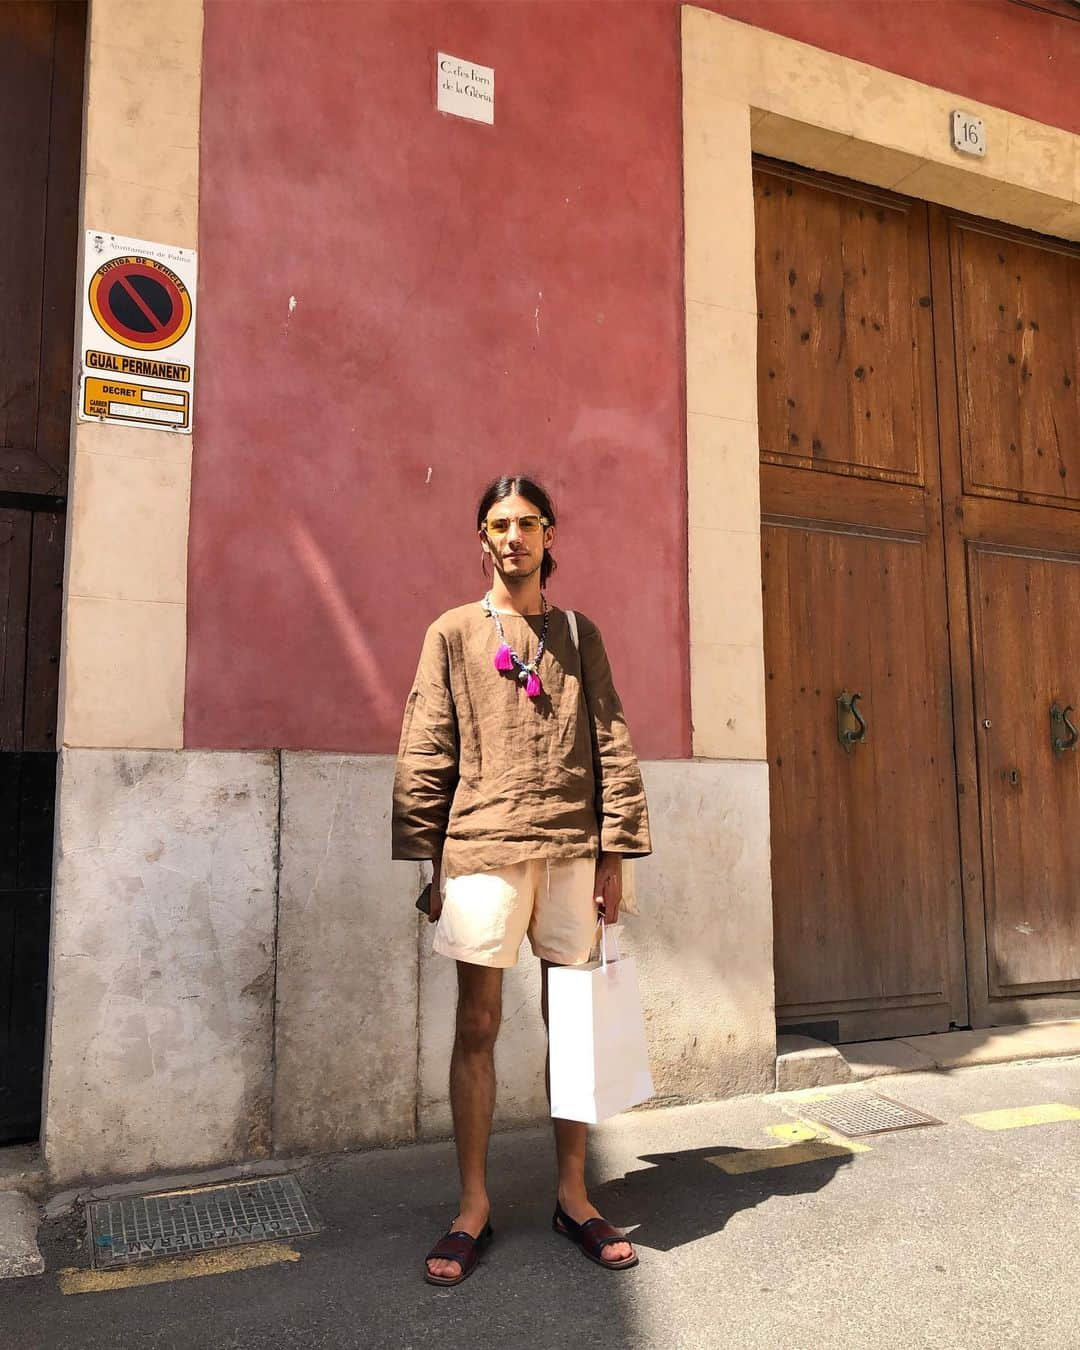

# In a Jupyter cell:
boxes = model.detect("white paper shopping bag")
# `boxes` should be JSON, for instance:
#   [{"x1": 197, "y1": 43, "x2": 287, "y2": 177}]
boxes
[{"x1": 548, "y1": 924, "x2": 654, "y2": 1124}]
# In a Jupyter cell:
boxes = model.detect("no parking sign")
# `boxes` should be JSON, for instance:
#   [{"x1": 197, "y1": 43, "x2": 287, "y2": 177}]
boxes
[{"x1": 78, "y1": 232, "x2": 197, "y2": 433}]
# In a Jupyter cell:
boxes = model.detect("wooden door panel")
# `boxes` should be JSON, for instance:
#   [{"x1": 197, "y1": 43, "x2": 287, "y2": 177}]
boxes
[
  {"x1": 968, "y1": 546, "x2": 1080, "y2": 993},
  {"x1": 755, "y1": 166, "x2": 927, "y2": 485},
  {"x1": 757, "y1": 160, "x2": 966, "y2": 1040},
  {"x1": 0, "y1": 512, "x2": 32, "y2": 751},
  {"x1": 951, "y1": 223, "x2": 1080, "y2": 510},
  {"x1": 0, "y1": 3, "x2": 54, "y2": 476},
  {"x1": 0, "y1": 0, "x2": 84, "y2": 496},
  {"x1": 35, "y1": 1, "x2": 87, "y2": 478},
  {"x1": 23, "y1": 512, "x2": 65, "y2": 752},
  {"x1": 932, "y1": 205, "x2": 1080, "y2": 1026},
  {"x1": 765, "y1": 523, "x2": 958, "y2": 1026},
  {"x1": 962, "y1": 494, "x2": 1080, "y2": 556},
  {"x1": 760, "y1": 462, "x2": 928, "y2": 535}
]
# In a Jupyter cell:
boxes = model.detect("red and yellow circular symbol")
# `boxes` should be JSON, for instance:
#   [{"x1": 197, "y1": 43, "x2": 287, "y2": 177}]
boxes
[{"x1": 88, "y1": 255, "x2": 192, "y2": 351}]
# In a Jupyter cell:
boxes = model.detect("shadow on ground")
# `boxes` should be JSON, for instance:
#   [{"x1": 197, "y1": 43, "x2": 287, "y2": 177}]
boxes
[{"x1": 591, "y1": 1144, "x2": 850, "y2": 1252}]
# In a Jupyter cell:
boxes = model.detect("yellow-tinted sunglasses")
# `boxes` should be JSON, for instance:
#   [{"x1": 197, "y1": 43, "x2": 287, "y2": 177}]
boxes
[{"x1": 483, "y1": 514, "x2": 550, "y2": 537}]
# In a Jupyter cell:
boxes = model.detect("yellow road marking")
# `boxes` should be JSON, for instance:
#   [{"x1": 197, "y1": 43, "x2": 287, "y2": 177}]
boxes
[
  {"x1": 58, "y1": 1241, "x2": 300, "y2": 1296},
  {"x1": 963, "y1": 1103, "x2": 1080, "y2": 1132},
  {"x1": 707, "y1": 1118, "x2": 869, "y2": 1174},
  {"x1": 766, "y1": 1120, "x2": 871, "y2": 1152},
  {"x1": 708, "y1": 1140, "x2": 855, "y2": 1174}
]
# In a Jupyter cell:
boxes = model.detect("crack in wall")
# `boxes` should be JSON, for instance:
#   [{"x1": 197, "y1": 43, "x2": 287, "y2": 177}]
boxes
[{"x1": 268, "y1": 749, "x2": 284, "y2": 1153}]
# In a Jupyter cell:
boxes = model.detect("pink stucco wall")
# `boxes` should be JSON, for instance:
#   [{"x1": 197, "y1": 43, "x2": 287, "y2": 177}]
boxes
[
  {"x1": 188, "y1": 1, "x2": 689, "y2": 756},
  {"x1": 188, "y1": 0, "x2": 1076, "y2": 756}
]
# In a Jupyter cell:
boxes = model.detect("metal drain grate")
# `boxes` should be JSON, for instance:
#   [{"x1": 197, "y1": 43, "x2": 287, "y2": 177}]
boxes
[
  {"x1": 799, "y1": 1092, "x2": 942, "y2": 1138},
  {"x1": 87, "y1": 1175, "x2": 319, "y2": 1269}
]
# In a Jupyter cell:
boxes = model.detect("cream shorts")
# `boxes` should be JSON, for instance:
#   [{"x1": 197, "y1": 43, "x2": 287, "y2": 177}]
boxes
[{"x1": 434, "y1": 858, "x2": 600, "y2": 968}]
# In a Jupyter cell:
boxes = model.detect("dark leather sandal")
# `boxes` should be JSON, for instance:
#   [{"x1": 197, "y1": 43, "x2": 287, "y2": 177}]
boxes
[
  {"x1": 552, "y1": 1201, "x2": 638, "y2": 1270},
  {"x1": 423, "y1": 1219, "x2": 493, "y2": 1287}
]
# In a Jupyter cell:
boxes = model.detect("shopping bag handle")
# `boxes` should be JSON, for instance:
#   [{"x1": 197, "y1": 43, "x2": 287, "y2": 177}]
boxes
[{"x1": 597, "y1": 916, "x2": 621, "y2": 968}]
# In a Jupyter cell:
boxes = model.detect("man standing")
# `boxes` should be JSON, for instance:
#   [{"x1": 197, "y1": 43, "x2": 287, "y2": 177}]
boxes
[{"x1": 393, "y1": 474, "x2": 651, "y2": 1286}]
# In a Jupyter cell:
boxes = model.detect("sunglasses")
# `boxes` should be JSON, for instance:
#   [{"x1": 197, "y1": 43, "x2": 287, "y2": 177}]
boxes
[{"x1": 483, "y1": 514, "x2": 550, "y2": 537}]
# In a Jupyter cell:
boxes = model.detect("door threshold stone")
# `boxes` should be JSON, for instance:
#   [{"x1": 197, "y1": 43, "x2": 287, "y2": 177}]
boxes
[
  {"x1": 844, "y1": 1019, "x2": 1080, "y2": 1075},
  {"x1": 776, "y1": 1018, "x2": 1080, "y2": 1092},
  {"x1": 772, "y1": 1015, "x2": 1080, "y2": 1090},
  {"x1": 775, "y1": 1035, "x2": 853, "y2": 1091}
]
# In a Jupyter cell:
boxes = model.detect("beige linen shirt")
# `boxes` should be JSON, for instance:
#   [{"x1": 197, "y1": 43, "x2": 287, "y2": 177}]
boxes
[{"x1": 392, "y1": 602, "x2": 651, "y2": 879}]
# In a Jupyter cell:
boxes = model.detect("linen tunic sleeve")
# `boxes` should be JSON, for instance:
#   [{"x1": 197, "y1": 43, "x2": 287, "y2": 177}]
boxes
[
  {"x1": 578, "y1": 617, "x2": 652, "y2": 858},
  {"x1": 392, "y1": 624, "x2": 460, "y2": 860}
]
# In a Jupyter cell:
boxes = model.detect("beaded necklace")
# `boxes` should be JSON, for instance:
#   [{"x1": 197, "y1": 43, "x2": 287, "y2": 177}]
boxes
[{"x1": 482, "y1": 592, "x2": 549, "y2": 698}]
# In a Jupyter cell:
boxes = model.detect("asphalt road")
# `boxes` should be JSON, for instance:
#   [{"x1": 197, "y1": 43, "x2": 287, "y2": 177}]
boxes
[{"x1": 4, "y1": 1056, "x2": 1079, "y2": 1350}]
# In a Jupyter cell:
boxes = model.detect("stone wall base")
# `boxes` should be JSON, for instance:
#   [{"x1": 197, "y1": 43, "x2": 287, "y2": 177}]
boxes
[{"x1": 41, "y1": 750, "x2": 775, "y2": 1185}]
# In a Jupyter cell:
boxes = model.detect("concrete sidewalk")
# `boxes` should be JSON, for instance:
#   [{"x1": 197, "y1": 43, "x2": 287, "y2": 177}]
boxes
[{"x1": 3, "y1": 1055, "x2": 1080, "y2": 1349}]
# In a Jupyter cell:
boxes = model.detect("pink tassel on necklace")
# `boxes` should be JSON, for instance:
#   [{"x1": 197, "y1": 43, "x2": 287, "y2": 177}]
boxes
[
  {"x1": 525, "y1": 672, "x2": 542, "y2": 698},
  {"x1": 493, "y1": 643, "x2": 514, "y2": 672}
]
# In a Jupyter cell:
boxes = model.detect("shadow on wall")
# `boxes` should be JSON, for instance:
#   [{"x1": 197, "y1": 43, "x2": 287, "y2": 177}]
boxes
[{"x1": 290, "y1": 518, "x2": 402, "y2": 733}]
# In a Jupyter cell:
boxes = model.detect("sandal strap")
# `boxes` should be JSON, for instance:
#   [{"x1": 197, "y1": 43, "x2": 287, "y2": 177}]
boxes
[
  {"x1": 578, "y1": 1216, "x2": 625, "y2": 1255},
  {"x1": 426, "y1": 1230, "x2": 480, "y2": 1267},
  {"x1": 555, "y1": 1204, "x2": 628, "y2": 1259}
]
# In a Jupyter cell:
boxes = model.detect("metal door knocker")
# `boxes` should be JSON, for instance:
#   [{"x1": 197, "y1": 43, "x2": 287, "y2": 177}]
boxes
[{"x1": 837, "y1": 690, "x2": 867, "y2": 754}]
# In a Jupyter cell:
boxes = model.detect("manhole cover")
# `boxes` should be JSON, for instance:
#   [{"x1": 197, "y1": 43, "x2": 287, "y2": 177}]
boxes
[
  {"x1": 87, "y1": 1175, "x2": 319, "y2": 1269},
  {"x1": 799, "y1": 1092, "x2": 942, "y2": 1137}
]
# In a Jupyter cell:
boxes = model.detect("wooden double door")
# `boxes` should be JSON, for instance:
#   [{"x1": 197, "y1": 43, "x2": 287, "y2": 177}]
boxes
[
  {"x1": 757, "y1": 160, "x2": 1080, "y2": 1040},
  {"x1": 0, "y1": 2, "x2": 85, "y2": 1141}
]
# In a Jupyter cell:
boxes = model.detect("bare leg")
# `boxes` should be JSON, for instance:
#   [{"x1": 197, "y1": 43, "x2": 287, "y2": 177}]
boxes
[
  {"x1": 540, "y1": 959, "x2": 633, "y2": 1262},
  {"x1": 427, "y1": 960, "x2": 503, "y2": 1280}
]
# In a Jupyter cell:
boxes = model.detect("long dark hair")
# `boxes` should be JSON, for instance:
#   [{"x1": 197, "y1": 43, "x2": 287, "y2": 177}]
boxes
[{"x1": 476, "y1": 475, "x2": 558, "y2": 586}]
